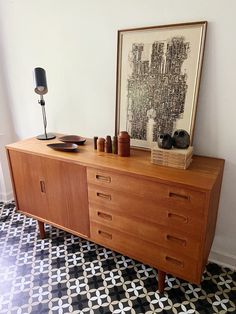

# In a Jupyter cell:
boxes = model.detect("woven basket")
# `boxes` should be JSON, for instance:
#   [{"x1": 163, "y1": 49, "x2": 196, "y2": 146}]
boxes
[{"x1": 151, "y1": 146, "x2": 193, "y2": 170}]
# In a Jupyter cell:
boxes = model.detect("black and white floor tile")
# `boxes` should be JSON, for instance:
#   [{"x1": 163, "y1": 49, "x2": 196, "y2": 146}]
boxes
[{"x1": 0, "y1": 201, "x2": 235, "y2": 313}]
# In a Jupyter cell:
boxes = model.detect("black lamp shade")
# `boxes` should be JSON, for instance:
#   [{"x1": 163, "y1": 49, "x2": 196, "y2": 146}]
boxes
[{"x1": 34, "y1": 67, "x2": 48, "y2": 95}]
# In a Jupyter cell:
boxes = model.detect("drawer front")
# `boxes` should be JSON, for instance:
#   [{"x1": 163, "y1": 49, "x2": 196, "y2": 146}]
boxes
[
  {"x1": 88, "y1": 185, "x2": 204, "y2": 238},
  {"x1": 87, "y1": 167, "x2": 206, "y2": 215},
  {"x1": 90, "y1": 206, "x2": 201, "y2": 259},
  {"x1": 90, "y1": 221, "x2": 199, "y2": 283}
]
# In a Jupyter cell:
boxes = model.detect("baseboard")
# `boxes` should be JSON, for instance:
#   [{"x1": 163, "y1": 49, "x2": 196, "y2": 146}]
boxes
[
  {"x1": 0, "y1": 190, "x2": 13, "y2": 202},
  {"x1": 209, "y1": 250, "x2": 236, "y2": 270}
]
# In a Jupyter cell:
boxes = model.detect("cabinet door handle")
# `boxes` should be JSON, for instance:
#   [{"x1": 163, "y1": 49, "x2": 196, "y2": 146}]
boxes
[
  {"x1": 98, "y1": 230, "x2": 112, "y2": 239},
  {"x1": 166, "y1": 234, "x2": 187, "y2": 247},
  {"x1": 40, "y1": 180, "x2": 46, "y2": 193},
  {"x1": 97, "y1": 211, "x2": 112, "y2": 221},
  {"x1": 167, "y1": 212, "x2": 188, "y2": 223},
  {"x1": 169, "y1": 192, "x2": 190, "y2": 201},
  {"x1": 165, "y1": 256, "x2": 184, "y2": 267},
  {"x1": 96, "y1": 174, "x2": 111, "y2": 183},
  {"x1": 96, "y1": 192, "x2": 111, "y2": 200}
]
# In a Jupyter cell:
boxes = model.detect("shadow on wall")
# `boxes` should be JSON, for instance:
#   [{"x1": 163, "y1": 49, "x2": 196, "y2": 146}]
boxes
[
  {"x1": 0, "y1": 103, "x2": 17, "y2": 201},
  {"x1": 0, "y1": 134, "x2": 16, "y2": 202}
]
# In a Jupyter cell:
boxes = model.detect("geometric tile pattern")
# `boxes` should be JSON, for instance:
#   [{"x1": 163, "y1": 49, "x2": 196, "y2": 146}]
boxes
[{"x1": 0, "y1": 201, "x2": 235, "y2": 314}]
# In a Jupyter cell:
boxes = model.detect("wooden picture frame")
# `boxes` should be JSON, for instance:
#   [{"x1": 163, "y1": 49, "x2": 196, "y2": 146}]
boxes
[{"x1": 115, "y1": 21, "x2": 207, "y2": 149}]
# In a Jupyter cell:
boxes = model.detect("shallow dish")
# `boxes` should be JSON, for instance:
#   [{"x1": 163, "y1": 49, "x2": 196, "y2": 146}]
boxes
[
  {"x1": 47, "y1": 143, "x2": 78, "y2": 152},
  {"x1": 59, "y1": 135, "x2": 86, "y2": 145}
]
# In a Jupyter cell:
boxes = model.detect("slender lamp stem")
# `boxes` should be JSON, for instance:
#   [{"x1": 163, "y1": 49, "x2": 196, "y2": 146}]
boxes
[{"x1": 39, "y1": 95, "x2": 47, "y2": 139}]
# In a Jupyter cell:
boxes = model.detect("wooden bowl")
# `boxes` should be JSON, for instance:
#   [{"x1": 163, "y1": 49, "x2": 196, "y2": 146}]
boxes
[
  {"x1": 59, "y1": 135, "x2": 86, "y2": 145},
  {"x1": 47, "y1": 143, "x2": 78, "y2": 152}
]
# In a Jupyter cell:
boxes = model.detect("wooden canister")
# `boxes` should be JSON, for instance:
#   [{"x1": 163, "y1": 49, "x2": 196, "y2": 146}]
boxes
[
  {"x1": 105, "y1": 136, "x2": 112, "y2": 153},
  {"x1": 97, "y1": 137, "x2": 105, "y2": 152},
  {"x1": 113, "y1": 136, "x2": 118, "y2": 154},
  {"x1": 118, "y1": 131, "x2": 130, "y2": 157},
  {"x1": 93, "y1": 136, "x2": 98, "y2": 150}
]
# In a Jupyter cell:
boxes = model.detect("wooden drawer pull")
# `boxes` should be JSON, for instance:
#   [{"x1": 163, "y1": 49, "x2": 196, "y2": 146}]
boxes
[
  {"x1": 98, "y1": 230, "x2": 112, "y2": 239},
  {"x1": 166, "y1": 234, "x2": 187, "y2": 247},
  {"x1": 96, "y1": 192, "x2": 111, "y2": 200},
  {"x1": 40, "y1": 180, "x2": 46, "y2": 193},
  {"x1": 167, "y1": 212, "x2": 188, "y2": 223},
  {"x1": 169, "y1": 192, "x2": 190, "y2": 201},
  {"x1": 97, "y1": 211, "x2": 112, "y2": 221},
  {"x1": 165, "y1": 256, "x2": 184, "y2": 267},
  {"x1": 96, "y1": 174, "x2": 111, "y2": 183}
]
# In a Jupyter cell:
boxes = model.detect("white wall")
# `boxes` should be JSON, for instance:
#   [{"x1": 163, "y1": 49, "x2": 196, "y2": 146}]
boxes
[
  {"x1": 0, "y1": 0, "x2": 235, "y2": 265},
  {"x1": 0, "y1": 55, "x2": 17, "y2": 201}
]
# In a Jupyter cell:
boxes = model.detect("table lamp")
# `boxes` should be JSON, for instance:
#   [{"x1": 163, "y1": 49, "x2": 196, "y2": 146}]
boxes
[{"x1": 34, "y1": 67, "x2": 56, "y2": 140}]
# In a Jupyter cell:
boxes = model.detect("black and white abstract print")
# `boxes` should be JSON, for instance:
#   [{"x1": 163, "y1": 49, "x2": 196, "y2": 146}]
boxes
[{"x1": 126, "y1": 37, "x2": 189, "y2": 143}]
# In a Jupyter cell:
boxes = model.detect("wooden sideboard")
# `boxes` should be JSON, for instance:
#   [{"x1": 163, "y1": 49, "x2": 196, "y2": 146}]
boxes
[{"x1": 6, "y1": 136, "x2": 224, "y2": 292}]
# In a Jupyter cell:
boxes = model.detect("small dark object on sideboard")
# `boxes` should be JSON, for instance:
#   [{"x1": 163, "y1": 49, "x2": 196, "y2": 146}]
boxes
[
  {"x1": 172, "y1": 129, "x2": 190, "y2": 149},
  {"x1": 157, "y1": 133, "x2": 173, "y2": 149},
  {"x1": 105, "y1": 136, "x2": 112, "y2": 153},
  {"x1": 93, "y1": 136, "x2": 98, "y2": 150},
  {"x1": 113, "y1": 136, "x2": 118, "y2": 154}
]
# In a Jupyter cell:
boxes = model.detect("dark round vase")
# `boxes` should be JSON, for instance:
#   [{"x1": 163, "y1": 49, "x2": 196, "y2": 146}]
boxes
[
  {"x1": 157, "y1": 133, "x2": 173, "y2": 149},
  {"x1": 172, "y1": 129, "x2": 190, "y2": 149}
]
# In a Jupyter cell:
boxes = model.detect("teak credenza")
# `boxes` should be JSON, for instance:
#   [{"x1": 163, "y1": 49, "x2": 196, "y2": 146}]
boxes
[{"x1": 6, "y1": 136, "x2": 224, "y2": 293}]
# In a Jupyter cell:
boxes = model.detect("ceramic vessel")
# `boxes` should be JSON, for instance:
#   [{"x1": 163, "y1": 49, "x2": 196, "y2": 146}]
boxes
[
  {"x1": 157, "y1": 133, "x2": 172, "y2": 149},
  {"x1": 172, "y1": 129, "x2": 190, "y2": 149}
]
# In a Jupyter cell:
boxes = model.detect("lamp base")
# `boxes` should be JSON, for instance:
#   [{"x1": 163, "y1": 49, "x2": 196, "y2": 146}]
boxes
[{"x1": 37, "y1": 133, "x2": 56, "y2": 140}]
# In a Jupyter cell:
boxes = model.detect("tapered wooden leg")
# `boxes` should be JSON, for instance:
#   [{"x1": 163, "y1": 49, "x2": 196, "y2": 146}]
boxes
[
  {"x1": 38, "y1": 221, "x2": 46, "y2": 239},
  {"x1": 158, "y1": 270, "x2": 166, "y2": 293}
]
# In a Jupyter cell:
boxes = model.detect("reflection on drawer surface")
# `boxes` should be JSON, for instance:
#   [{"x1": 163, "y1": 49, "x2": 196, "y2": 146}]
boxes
[
  {"x1": 90, "y1": 221, "x2": 199, "y2": 283},
  {"x1": 88, "y1": 185, "x2": 204, "y2": 237},
  {"x1": 90, "y1": 205, "x2": 201, "y2": 258},
  {"x1": 87, "y1": 168, "x2": 206, "y2": 214}
]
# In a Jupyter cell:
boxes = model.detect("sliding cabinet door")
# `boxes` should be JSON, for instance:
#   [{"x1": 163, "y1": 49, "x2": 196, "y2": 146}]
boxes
[
  {"x1": 8, "y1": 150, "x2": 47, "y2": 218},
  {"x1": 42, "y1": 157, "x2": 89, "y2": 237}
]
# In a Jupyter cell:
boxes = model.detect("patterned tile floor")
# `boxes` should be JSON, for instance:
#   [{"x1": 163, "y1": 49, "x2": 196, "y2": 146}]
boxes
[{"x1": 0, "y1": 201, "x2": 235, "y2": 314}]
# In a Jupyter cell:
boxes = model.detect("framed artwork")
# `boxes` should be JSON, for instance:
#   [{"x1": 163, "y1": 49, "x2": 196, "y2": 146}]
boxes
[{"x1": 115, "y1": 21, "x2": 207, "y2": 149}]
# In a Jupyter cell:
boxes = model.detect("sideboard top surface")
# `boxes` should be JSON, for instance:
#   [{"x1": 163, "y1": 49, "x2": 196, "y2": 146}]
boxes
[{"x1": 6, "y1": 135, "x2": 224, "y2": 191}]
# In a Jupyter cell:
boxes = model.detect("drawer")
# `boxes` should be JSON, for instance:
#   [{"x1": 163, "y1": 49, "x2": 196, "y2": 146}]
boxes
[
  {"x1": 90, "y1": 206, "x2": 201, "y2": 259},
  {"x1": 87, "y1": 168, "x2": 206, "y2": 215},
  {"x1": 90, "y1": 221, "x2": 199, "y2": 283},
  {"x1": 88, "y1": 185, "x2": 204, "y2": 238}
]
